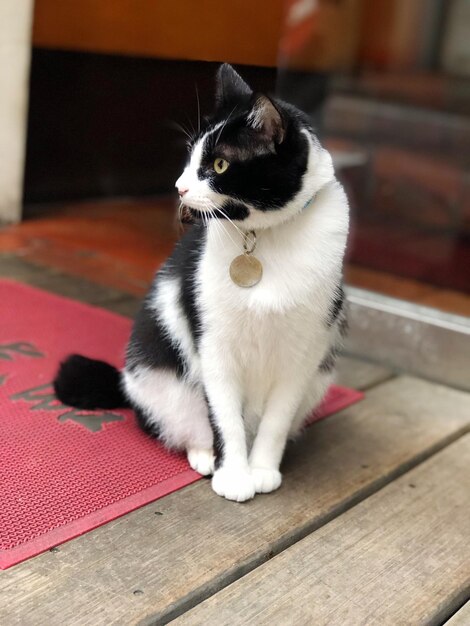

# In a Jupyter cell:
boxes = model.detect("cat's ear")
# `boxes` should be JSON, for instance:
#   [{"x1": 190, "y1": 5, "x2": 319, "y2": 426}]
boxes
[
  {"x1": 247, "y1": 95, "x2": 285, "y2": 144},
  {"x1": 216, "y1": 64, "x2": 252, "y2": 109}
]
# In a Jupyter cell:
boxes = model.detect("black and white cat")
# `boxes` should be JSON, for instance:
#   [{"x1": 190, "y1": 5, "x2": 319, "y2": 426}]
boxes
[{"x1": 54, "y1": 64, "x2": 349, "y2": 502}]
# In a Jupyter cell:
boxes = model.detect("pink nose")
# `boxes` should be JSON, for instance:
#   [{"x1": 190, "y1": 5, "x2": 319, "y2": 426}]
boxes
[{"x1": 178, "y1": 187, "x2": 188, "y2": 197}]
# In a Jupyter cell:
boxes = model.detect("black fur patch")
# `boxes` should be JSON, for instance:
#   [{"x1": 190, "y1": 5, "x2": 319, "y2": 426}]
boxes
[
  {"x1": 164, "y1": 224, "x2": 206, "y2": 344},
  {"x1": 53, "y1": 354, "x2": 129, "y2": 409},
  {"x1": 206, "y1": 395, "x2": 224, "y2": 469},
  {"x1": 185, "y1": 66, "x2": 312, "y2": 221},
  {"x1": 328, "y1": 285, "x2": 345, "y2": 327},
  {"x1": 215, "y1": 63, "x2": 252, "y2": 113},
  {"x1": 318, "y1": 347, "x2": 339, "y2": 373},
  {"x1": 188, "y1": 201, "x2": 249, "y2": 223},
  {"x1": 126, "y1": 225, "x2": 206, "y2": 378},
  {"x1": 201, "y1": 118, "x2": 309, "y2": 214},
  {"x1": 220, "y1": 200, "x2": 250, "y2": 221},
  {"x1": 126, "y1": 299, "x2": 185, "y2": 376},
  {"x1": 134, "y1": 405, "x2": 160, "y2": 438}
]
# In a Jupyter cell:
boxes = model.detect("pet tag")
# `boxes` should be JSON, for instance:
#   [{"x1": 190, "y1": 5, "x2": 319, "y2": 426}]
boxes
[
  {"x1": 229, "y1": 254, "x2": 263, "y2": 287},
  {"x1": 229, "y1": 230, "x2": 262, "y2": 288}
]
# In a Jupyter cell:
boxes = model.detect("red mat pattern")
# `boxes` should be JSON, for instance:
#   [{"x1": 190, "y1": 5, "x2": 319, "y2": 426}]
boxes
[{"x1": 0, "y1": 280, "x2": 363, "y2": 569}]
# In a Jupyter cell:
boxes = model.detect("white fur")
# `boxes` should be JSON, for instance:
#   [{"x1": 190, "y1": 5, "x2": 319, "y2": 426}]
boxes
[
  {"x1": 175, "y1": 138, "x2": 206, "y2": 196},
  {"x1": 126, "y1": 133, "x2": 349, "y2": 502},
  {"x1": 246, "y1": 106, "x2": 264, "y2": 130},
  {"x1": 175, "y1": 125, "x2": 233, "y2": 213},
  {"x1": 123, "y1": 276, "x2": 211, "y2": 451},
  {"x1": 187, "y1": 448, "x2": 215, "y2": 476},
  {"x1": 151, "y1": 277, "x2": 201, "y2": 382},
  {"x1": 123, "y1": 367, "x2": 212, "y2": 451}
]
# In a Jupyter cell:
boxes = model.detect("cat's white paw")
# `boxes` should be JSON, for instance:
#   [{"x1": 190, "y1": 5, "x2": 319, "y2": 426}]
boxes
[
  {"x1": 187, "y1": 448, "x2": 215, "y2": 476},
  {"x1": 211, "y1": 467, "x2": 256, "y2": 502},
  {"x1": 252, "y1": 468, "x2": 282, "y2": 493}
]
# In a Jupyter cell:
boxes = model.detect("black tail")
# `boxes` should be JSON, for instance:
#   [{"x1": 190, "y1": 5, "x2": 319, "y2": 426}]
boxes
[{"x1": 53, "y1": 354, "x2": 130, "y2": 410}]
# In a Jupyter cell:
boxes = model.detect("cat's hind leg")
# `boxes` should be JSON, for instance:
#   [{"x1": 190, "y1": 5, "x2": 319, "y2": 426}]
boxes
[
  {"x1": 123, "y1": 366, "x2": 215, "y2": 475},
  {"x1": 187, "y1": 448, "x2": 215, "y2": 476}
]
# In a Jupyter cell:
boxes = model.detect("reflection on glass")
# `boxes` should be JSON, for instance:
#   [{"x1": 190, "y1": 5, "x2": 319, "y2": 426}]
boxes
[{"x1": 277, "y1": 0, "x2": 469, "y2": 311}]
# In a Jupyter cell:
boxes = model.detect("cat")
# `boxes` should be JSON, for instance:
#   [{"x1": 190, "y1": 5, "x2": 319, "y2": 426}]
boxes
[{"x1": 54, "y1": 63, "x2": 349, "y2": 502}]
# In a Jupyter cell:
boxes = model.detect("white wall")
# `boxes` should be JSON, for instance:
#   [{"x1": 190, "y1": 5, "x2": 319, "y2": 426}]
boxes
[{"x1": 0, "y1": 0, "x2": 34, "y2": 223}]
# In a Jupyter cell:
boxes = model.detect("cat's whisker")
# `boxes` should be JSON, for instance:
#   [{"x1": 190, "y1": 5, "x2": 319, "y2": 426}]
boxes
[
  {"x1": 204, "y1": 207, "x2": 223, "y2": 246},
  {"x1": 207, "y1": 200, "x2": 236, "y2": 232},
  {"x1": 212, "y1": 219, "x2": 224, "y2": 247},
  {"x1": 195, "y1": 84, "x2": 201, "y2": 137},
  {"x1": 185, "y1": 113, "x2": 196, "y2": 140},
  {"x1": 205, "y1": 206, "x2": 216, "y2": 224},
  {"x1": 209, "y1": 210, "x2": 229, "y2": 249},
  {"x1": 211, "y1": 203, "x2": 245, "y2": 240},
  {"x1": 172, "y1": 120, "x2": 194, "y2": 143},
  {"x1": 209, "y1": 208, "x2": 225, "y2": 242},
  {"x1": 176, "y1": 201, "x2": 187, "y2": 234},
  {"x1": 179, "y1": 201, "x2": 187, "y2": 223},
  {"x1": 206, "y1": 202, "x2": 241, "y2": 249},
  {"x1": 214, "y1": 105, "x2": 237, "y2": 147}
]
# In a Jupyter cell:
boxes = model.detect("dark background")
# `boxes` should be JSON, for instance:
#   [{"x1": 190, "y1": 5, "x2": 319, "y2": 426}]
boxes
[{"x1": 24, "y1": 50, "x2": 276, "y2": 204}]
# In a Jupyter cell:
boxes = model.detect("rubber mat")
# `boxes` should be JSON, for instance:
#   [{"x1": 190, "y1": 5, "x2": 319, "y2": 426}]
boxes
[{"x1": 0, "y1": 280, "x2": 363, "y2": 569}]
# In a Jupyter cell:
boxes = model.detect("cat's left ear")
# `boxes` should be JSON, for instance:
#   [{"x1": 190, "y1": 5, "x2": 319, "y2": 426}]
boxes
[
  {"x1": 216, "y1": 63, "x2": 252, "y2": 110},
  {"x1": 247, "y1": 95, "x2": 285, "y2": 144}
]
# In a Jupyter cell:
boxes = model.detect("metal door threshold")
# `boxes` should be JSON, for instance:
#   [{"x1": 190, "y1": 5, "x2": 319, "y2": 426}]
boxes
[{"x1": 345, "y1": 287, "x2": 470, "y2": 392}]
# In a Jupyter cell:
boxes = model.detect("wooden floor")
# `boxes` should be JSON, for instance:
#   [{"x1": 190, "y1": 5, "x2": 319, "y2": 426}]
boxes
[{"x1": 1, "y1": 234, "x2": 469, "y2": 624}]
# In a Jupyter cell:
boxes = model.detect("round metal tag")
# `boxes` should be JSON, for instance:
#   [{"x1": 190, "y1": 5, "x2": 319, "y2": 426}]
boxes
[{"x1": 229, "y1": 254, "x2": 263, "y2": 288}]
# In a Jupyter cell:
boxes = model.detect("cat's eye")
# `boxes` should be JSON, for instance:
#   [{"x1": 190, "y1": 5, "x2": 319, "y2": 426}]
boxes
[{"x1": 214, "y1": 158, "x2": 229, "y2": 174}]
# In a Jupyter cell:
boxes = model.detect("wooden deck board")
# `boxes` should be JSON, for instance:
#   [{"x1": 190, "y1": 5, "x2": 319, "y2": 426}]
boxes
[
  {"x1": 0, "y1": 253, "x2": 140, "y2": 315},
  {"x1": 336, "y1": 355, "x2": 394, "y2": 390},
  {"x1": 175, "y1": 435, "x2": 470, "y2": 626},
  {"x1": 1, "y1": 376, "x2": 469, "y2": 625},
  {"x1": 446, "y1": 602, "x2": 470, "y2": 625}
]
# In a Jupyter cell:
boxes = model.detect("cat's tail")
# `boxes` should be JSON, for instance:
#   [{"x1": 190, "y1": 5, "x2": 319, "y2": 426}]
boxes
[{"x1": 53, "y1": 354, "x2": 130, "y2": 409}]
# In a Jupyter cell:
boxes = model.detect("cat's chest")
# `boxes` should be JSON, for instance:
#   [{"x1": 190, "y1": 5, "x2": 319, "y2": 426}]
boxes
[
  {"x1": 198, "y1": 225, "x2": 316, "y2": 313},
  {"x1": 197, "y1": 244, "x2": 321, "y2": 351}
]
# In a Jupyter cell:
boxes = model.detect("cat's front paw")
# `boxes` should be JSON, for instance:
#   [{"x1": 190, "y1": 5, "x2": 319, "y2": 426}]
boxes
[
  {"x1": 252, "y1": 468, "x2": 282, "y2": 493},
  {"x1": 211, "y1": 467, "x2": 255, "y2": 502},
  {"x1": 187, "y1": 448, "x2": 215, "y2": 476}
]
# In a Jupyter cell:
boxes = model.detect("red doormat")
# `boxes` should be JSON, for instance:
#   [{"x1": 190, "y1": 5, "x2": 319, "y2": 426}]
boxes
[{"x1": 0, "y1": 280, "x2": 363, "y2": 569}]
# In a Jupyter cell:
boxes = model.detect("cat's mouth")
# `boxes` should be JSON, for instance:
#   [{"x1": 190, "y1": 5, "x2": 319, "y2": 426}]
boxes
[
  {"x1": 185, "y1": 206, "x2": 215, "y2": 223},
  {"x1": 179, "y1": 202, "x2": 216, "y2": 225},
  {"x1": 180, "y1": 197, "x2": 220, "y2": 218},
  {"x1": 180, "y1": 197, "x2": 213, "y2": 213}
]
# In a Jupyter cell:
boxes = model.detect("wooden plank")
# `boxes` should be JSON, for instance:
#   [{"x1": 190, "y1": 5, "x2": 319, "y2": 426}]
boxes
[
  {"x1": 1, "y1": 377, "x2": 469, "y2": 625},
  {"x1": 0, "y1": 254, "x2": 140, "y2": 317},
  {"x1": 103, "y1": 295, "x2": 141, "y2": 319},
  {"x1": 336, "y1": 355, "x2": 393, "y2": 390},
  {"x1": 445, "y1": 603, "x2": 470, "y2": 625},
  {"x1": 175, "y1": 435, "x2": 470, "y2": 626},
  {"x1": 32, "y1": 0, "x2": 283, "y2": 67}
]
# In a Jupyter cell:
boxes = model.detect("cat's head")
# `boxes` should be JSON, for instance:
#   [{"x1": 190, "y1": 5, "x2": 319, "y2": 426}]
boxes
[{"x1": 175, "y1": 64, "x2": 334, "y2": 230}]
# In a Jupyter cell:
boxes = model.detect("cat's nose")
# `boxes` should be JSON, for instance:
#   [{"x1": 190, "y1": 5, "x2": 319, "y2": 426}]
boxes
[{"x1": 177, "y1": 187, "x2": 188, "y2": 197}]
